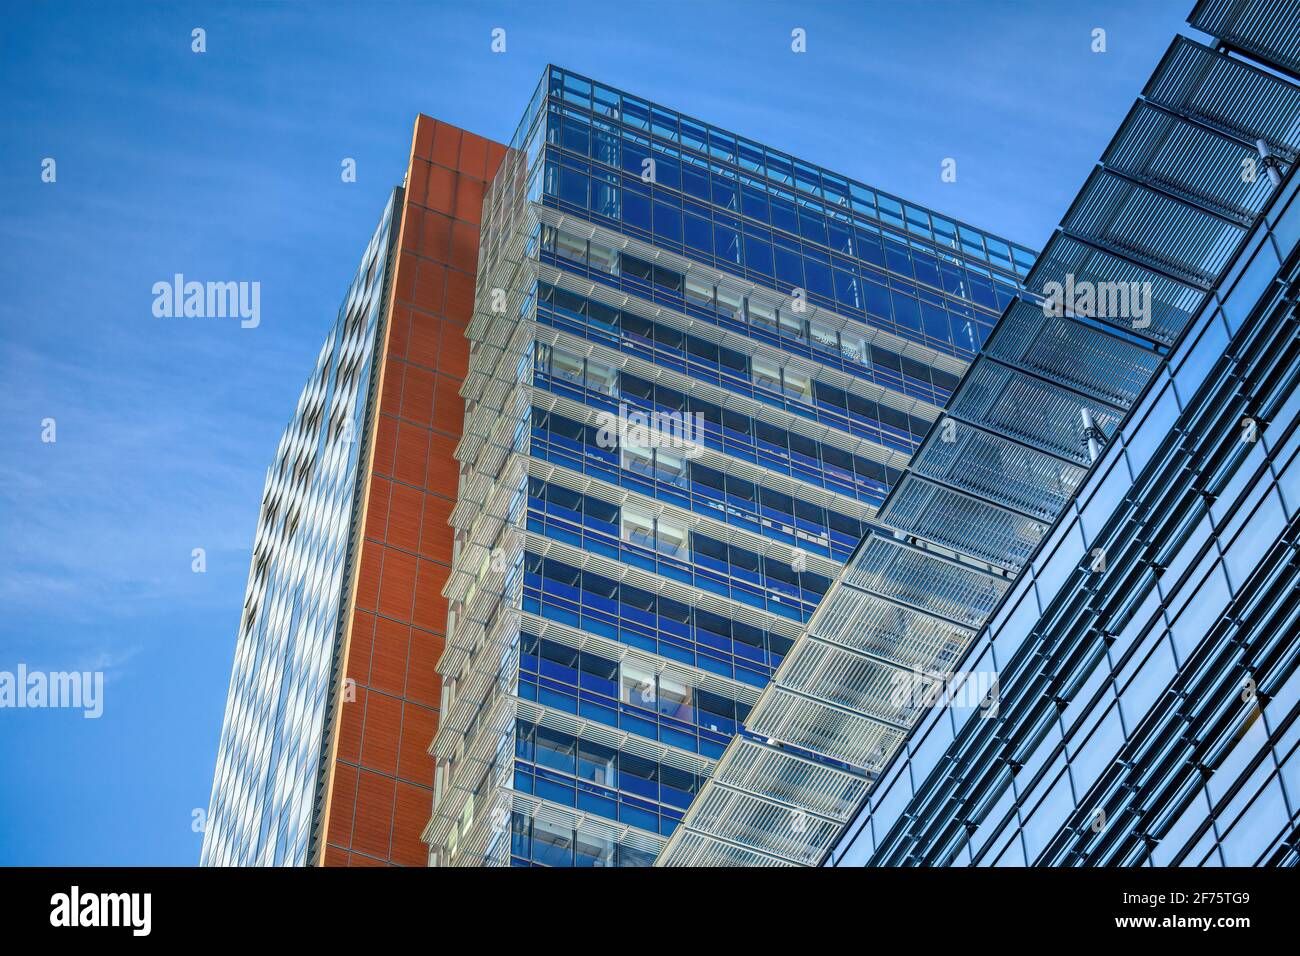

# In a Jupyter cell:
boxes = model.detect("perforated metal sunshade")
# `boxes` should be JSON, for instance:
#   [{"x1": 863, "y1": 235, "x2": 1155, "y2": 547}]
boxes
[{"x1": 658, "y1": 13, "x2": 1300, "y2": 866}]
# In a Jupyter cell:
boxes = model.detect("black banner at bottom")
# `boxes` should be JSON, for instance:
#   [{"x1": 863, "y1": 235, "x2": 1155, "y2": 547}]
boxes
[{"x1": 0, "y1": 865, "x2": 1290, "y2": 942}]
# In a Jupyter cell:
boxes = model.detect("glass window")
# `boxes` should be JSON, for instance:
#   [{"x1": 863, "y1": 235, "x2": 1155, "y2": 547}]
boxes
[
  {"x1": 716, "y1": 287, "x2": 744, "y2": 322},
  {"x1": 654, "y1": 201, "x2": 682, "y2": 244},
  {"x1": 754, "y1": 419, "x2": 786, "y2": 452},
  {"x1": 752, "y1": 356, "x2": 782, "y2": 391},
  {"x1": 578, "y1": 656, "x2": 616, "y2": 700},
  {"x1": 834, "y1": 268, "x2": 860, "y2": 309},
  {"x1": 619, "y1": 845, "x2": 657, "y2": 867},
  {"x1": 592, "y1": 84, "x2": 619, "y2": 118},
  {"x1": 558, "y1": 167, "x2": 588, "y2": 208},
  {"x1": 659, "y1": 676, "x2": 694, "y2": 723},
  {"x1": 680, "y1": 118, "x2": 708, "y2": 153},
  {"x1": 748, "y1": 298, "x2": 778, "y2": 332},
  {"x1": 779, "y1": 309, "x2": 805, "y2": 341},
  {"x1": 773, "y1": 245, "x2": 804, "y2": 290},
  {"x1": 804, "y1": 259, "x2": 833, "y2": 299},
  {"x1": 620, "y1": 254, "x2": 653, "y2": 282},
  {"x1": 891, "y1": 291, "x2": 921, "y2": 331},
  {"x1": 585, "y1": 497, "x2": 618, "y2": 526},
  {"x1": 696, "y1": 690, "x2": 736, "y2": 732},
  {"x1": 708, "y1": 130, "x2": 736, "y2": 164},
  {"x1": 654, "y1": 323, "x2": 684, "y2": 353},
  {"x1": 586, "y1": 357, "x2": 618, "y2": 395},
  {"x1": 575, "y1": 832, "x2": 616, "y2": 868},
  {"x1": 814, "y1": 381, "x2": 848, "y2": 411},
  {"x1": 798, "y1": 207, "x2": 828, "y2": 246},
  {"x1": 621, "y1": 312, "x2": 653, "y2": 344},
  {"x1": 719, "y1": 346, "x2": 747, "y2": 374},
  {"x1": 622, "y1": 443, "x2": 654, "y2": 477},
  {"x1": 653, "y1": 154, "x2": 682, "y2": 191},
  {"x1": 656, "y1": 515, "x2": 690, "y2": 557},
  {"x1": 714, "y1": 223, "x2": 741, "y2": 264},
  {"x1": 621, "y1": 662, "x2": 657, "y2": 707},
  {"x1": 619, "y1": 753, "x2": 659, "y2": 801},
  {"x1": 588, "y1": 299, "x2": 619, "y2": 332},
  {"x1": 592, "y1": 128, "x2": 620, "y2": 166},
  {"x1": 840, "y1": 334, "x2": 866, "y2": 366},
  {"x1": 578, "y1": 739, "x2": 617, "y2": 786},
  {"x1": 693, "y1": 533, "x2": 728, "y2": 568},
  {"x1": 685, "y1": 276, "x2": 714, "y2": 310},
  {"x1": 551, "y1": 347, "x2": 585, "y2": 385},
  {"x1": 655, "y1": 449, "x2": 689, "y2": 487},
  {"x1": 547, "y1": 485, "x2": 582, "y2": 514},
  {"x1": 533, "y1": 819, "x2": 573, "y2": 867},
  {"x1": 553, "y1": 286, "x2": 587, "y2": 319},
  {"x1": 622, "y1": 189, "x2": 651, "y2": 231},
  {"x1": 687, "y1": 335, "x2": 718, "y2": 365},
  {"x1": 722, "y1": 408, "x2": 750, "y2": 438},
  {"x1": 651, "y1": 108, "x2": 678, "y2": 141},
  {"x1": 770, "y1": 196, "x2": 798, "y2": 235},
  {"x1": 534, "y1": 725, "x2": 576, "y2": 774},
  {"x1": 681, "y1": 165, "x2": 711, "y2": 202},
  {"x1": 588, "y1": 240, "x2": 620, "y2": 275},
  {"x1": 555, "y1": 230, "x2": 587, "y2": 263},
  {"x1": 737, "y1": 139, "x2": 764, "y2": 172},
  {"x1": 725, "y1": 473, "x2": 756, "y2": 503},
  {"x1": 711, "y1": 175, "x2": 738, "y2": 211},
  {"x1": 922, "y1": 302, "x2": 951, "y2": 344},
  {"x1": 683, "y1": 213, "x2": 711, "y2": 255},
  {"x1": 744, "y1": 234, "x2": 773, "y2": 276},
  {"x1": 863, "y1": 278, "x2": 891, "y2": 320},
  {"x1": 759, "y1": 486, "x2": 794, "y2": 519},
  {"x1": 810, "y1": 321, "x2": 839, "y2": 352},
  {"x1": 783, "y1": 368, "x2": 813, "y2": 402},
  {"x1": 741, "y1": 183, "x2": 769, "y2": 221},
  {"x1": 591, "y1": 176, "x2": 620, "y2": 219},
  {"x1": 621, "y1": 504, "x2": 655, "y2": 548},
  {"x1": 691, "y1": 463, "x2": 725, "y2": 494}
]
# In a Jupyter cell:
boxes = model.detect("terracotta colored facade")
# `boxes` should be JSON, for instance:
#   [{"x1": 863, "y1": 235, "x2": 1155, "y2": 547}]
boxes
[{"x1": 318, "y1": 116, "x2": 506, "y2": 866}]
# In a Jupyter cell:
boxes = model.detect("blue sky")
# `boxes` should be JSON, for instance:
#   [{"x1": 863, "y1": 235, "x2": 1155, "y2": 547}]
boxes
[{"x1": 0, "y1": 0, "x2": 1192, "y2": 865}]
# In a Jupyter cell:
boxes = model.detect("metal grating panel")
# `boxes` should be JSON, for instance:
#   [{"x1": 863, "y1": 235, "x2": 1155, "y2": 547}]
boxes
[
  {"x1": 985, "y1": 299, "x2": 1164, "y2": 409},
  {"x1": 809, "y1": 582, "x2": 970, "y2": 671},
  {"x1": 1105, "y1": 101, "x2": 1274, "y2": 224},
  {"x1": 1025, "y1": 234, "x2": 1203, "y2": 346},
  {"x1": 883, "y1": 475, "x2": 1046, "y2": 572},
  {"x1": 1062, "y1": 168, "x2": 1245, "y2": 288},
  {"x1": 910, "y1": 424, "x2": 1085, "y2": 522},
  {"x1": 660, "y1": 830, "x2": 794, "y2": 867},
  {"x1": 947, "y1": 360, "x2": 1125, "y2": 466},
  {"x1": 747, "y1": 688, "x2": 908, "y2": 771},
  {"x1": 688, "y1": 785, "x2": 837, "y2": 865},
  {"x1": 711, "y1": 739, "x2": 870, "y2": 822},
  {"x1": 1189, "y1": 0, "x2": 1300, "y2": 78},
  {"x1": 659, "y1": 1, "x2": 1298, "y2": 868},
  {"x1": 842, "y1": 536, "x2": 1007, "y2": 629},
  {"x1": 783, "y1": 637, "x2": 927, "y2": 727},
  {"x1": 1146, "y1": 35, "x2": 1300, "y2": 163}
]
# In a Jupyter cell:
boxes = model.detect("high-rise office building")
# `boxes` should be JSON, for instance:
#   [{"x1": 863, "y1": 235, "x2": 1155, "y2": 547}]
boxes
[
  {"x1": 659, "y1": 0, "x2": 1300, "y2": 867},
  {"x1": 201, "y1": 117, "x2": 506, "y2": 866},
  {"x1": 425, "y1": 67, "x2": 1035, "y2": 866}
]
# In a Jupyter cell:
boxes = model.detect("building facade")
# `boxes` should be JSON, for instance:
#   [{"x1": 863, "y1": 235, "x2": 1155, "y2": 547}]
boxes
[
  {"x1": 425, "y1": 67, "x2": 1034, "y2": 866},
  {"x1": 201, "y1": 116, "x2": 505, "y2": 866},
  {"x1": 659, "y1": 0, "x2": 1300, "y2": 867}
]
